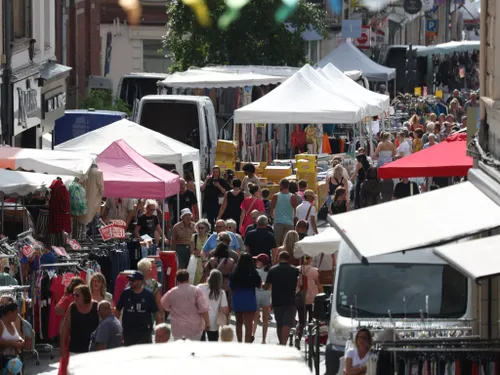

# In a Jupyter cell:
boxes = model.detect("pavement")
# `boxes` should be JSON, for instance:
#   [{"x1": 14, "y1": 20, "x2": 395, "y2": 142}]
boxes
[{"x1": 25, "y1": 221, "x2": 330, "y2": 374}]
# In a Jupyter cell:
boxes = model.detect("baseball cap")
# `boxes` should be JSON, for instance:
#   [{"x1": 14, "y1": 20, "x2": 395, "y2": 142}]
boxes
[
  {"x1": 180, "y1": 208, "x2": 192, "y2": 219},
  {"x1": 253, "y1": 254, "x2": 270, "y2": 264},
  {"x1": 127, "y1": 271, "x2": 144, "y2": 281}
]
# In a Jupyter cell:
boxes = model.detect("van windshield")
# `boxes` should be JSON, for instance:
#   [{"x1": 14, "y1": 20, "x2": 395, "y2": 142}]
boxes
[{"x1": 336, "y1": 264, "x2": 467, "y2": 319}]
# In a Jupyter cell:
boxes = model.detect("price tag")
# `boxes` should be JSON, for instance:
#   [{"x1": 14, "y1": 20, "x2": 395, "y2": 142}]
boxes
[
  {"x1": 99, "y1": 225, "x2": 114, "y2": 241},
  {"x1": 67, "y1": 239, "x2": 81, "y2": 250},
  {"x1": 112, "y1": 226, "x2": 125, "y2": 239},
  {"x1": 435, "y1": 90, "x2": 443, "y2": 99},
  {"x1": 62, "y1": 272, "x2": 75, "y2": 287},
  {"x1": 21, "y1": 245, "x2": 35, "y2": 258},
  {"x1": 414, "y1": 87, "x2": 422, "y2": 96},
  {"x1": 52, "y1": 246, "x2": 69, "y2": 259}
]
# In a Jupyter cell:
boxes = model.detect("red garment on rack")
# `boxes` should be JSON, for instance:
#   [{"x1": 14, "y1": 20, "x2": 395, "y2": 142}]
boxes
[
  {"x1": 159, "y1": 251, "x2": 177, "y2": 292},
  {"x1": 339, "y1": 138, "x2": 345, "y2": 153},
  {"x1": 322, "y1": 134, "x2": 332, "y2": 154},
  {"x1": 48, "y1": 275, "x2": 67, "y2": 339},
  {"x1": 48, "y1": 179, "x2": 71, "y2": 234},
  {"x1": 114, "y1": 274, "x2": 129, "y2": 305},
  {"x1": 291, "y1": 125, "x2": 307, "y2": 151}
]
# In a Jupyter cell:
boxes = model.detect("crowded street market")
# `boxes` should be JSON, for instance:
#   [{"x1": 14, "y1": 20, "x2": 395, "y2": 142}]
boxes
[{"x1": 2, "y1": 0, "x2": 500, "y2": 374}]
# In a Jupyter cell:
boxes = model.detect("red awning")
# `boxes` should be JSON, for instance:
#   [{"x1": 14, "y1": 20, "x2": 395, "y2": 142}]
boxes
[{"x1": 378, "y1": 133, "x2": 473, "y2": 179}]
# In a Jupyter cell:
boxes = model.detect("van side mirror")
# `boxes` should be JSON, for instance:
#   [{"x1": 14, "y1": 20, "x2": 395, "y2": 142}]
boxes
[{"x1": 313, "y1": 293, "x2": 329, "y2": 321}]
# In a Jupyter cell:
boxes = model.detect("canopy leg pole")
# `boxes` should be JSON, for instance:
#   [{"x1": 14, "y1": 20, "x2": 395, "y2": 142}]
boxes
[
  {"x1": 162, "y1": 200, "x2": 166, "y2": 252},
  {"x1": 368, "y1": 119, "x2": 374, "y2": 159},
  {"x1": 1, "y1": 199, "x2": 3, "y2": 233}
]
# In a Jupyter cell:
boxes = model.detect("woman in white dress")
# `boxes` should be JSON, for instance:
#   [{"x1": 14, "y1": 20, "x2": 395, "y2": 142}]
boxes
[{"x1": 344, "y1": 328, "x2": 372, "y2": 375}]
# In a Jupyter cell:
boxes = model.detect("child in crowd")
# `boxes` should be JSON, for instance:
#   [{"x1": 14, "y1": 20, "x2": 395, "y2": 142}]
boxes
[
  {"x1": 295, "y1": 220, "x2": 308, "y2": 240},
  {"x1": 220, "y1": 326, "x2": 234, "y2": 342},
  {"x1": 261, "y1": 188, "x2": 272, "y2": 223}
]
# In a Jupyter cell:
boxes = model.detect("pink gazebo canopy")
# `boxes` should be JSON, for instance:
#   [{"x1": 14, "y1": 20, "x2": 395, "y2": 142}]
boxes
[{"x1": 97, "y1": 140, "x2": 180, "y2": 199}]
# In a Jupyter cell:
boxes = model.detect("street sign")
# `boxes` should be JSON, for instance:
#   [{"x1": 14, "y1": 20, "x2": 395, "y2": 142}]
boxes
[
  {"x1": 425, "y1": 19, "x2": 438, "y2": 36},
  {"x1": 341, "y1": 20, "x2": 362, "y2": 38},
  {"x1": 355, "y1": 26, "x2": 371, "y2": 49},
  {"x1": 404, "y1": 0, "x2": 423, "y2": 14}
]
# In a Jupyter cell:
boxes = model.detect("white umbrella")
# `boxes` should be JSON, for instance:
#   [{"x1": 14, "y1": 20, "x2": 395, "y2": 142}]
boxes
[{"x1": 294, "y1": 227, "x2": 342, "y2": 258}]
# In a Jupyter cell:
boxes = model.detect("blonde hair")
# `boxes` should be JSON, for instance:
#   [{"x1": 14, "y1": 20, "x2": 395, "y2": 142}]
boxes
[
  {"x1": 282, "y1": 230, "x2": 300, "y2": 258},
  {"x1": 137, "y1": 258, "x2": 153, "y2": 276},
  {"x1": 381, "y1": 132, "x2": 390, "y2": 141},
  {"x1": 145, "y1": 199, "x2": 158, "y2": 209},
  {"x1": 333, "y1": 164, "x2": 344, "y2": 181},
  {"x1": 89, "y1": 273, "x2": 107, "y2": 299},
  {"x1": 450, "y1": 98, "x2": 459, "y2": 107},
  {"x1": 220, "y1": 325, "x2": 234, "y2": 342}
]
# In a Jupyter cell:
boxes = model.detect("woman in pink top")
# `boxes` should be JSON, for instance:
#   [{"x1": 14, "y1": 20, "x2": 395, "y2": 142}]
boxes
[
  {"x1": 160, "y1": 269, "x2": 210, "y2": 341},
  {"x1": 239, "y1": 183, "x2": 265, "y2": 235},
  {"x1": 296, "y1": 255, "x2": 323, "y2": 341}
]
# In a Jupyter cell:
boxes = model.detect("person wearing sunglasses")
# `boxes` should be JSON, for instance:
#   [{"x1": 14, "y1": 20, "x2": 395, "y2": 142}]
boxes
[
  {"x1": 60, "y1": 285, "x2": 99, "y2": 357},
  {"x1": 344, "y1": 327, "x2": 373, "y2": 375}
]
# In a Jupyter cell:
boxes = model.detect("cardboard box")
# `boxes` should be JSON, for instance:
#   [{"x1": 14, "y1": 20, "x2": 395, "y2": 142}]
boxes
[
  {"x1": 215, "y1": 160, "x2": 235, "y2": 172},
  {"x1": 296, "y1": 160, "x2": 316, "y2": 173},
  {"x1": 295, "y1": 153, "x2": 317, "y2": 162},
  {"x1": 264, "y1": 166, "x2": 292, "y2": 183},
  {"x1": 216, "y1": 151, "x2": 237, "y2": 162},
  {"x1": 216, "y1": 140, "x2": 237, "y2": 154}
]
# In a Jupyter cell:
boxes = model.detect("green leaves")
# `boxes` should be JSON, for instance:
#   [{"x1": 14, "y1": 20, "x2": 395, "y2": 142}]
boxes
[
  {"x1": 164, "y1": 0, "x2": 327, "y2": 72},
  {"x1": 80, "y1": 90, "x2": 131, "y2": 116}
]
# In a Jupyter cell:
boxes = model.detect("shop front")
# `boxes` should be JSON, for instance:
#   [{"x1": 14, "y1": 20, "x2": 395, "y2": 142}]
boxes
[
  {"x1": 12, "y1": 72, "x2": 42, "y2": 149},
  {"x1": 39, "y1": 62, "x2": 72, "y2": 148}
]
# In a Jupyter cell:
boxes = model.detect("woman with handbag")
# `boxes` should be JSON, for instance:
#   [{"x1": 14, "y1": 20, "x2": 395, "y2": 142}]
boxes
[
  {"x1": 198, "y1": 270, "x2": 229, "y2": 342},
  {"x1": 239, "y1": 183, "x2": 265, "y2": 236},
  {"x1": 252, "y1": 254, "x2": 272, "y2": 344}
]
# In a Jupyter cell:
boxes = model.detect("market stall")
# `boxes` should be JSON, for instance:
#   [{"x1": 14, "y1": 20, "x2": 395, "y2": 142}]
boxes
[
  {"x1": 294, "y1": 227, "x2": 341, "y2": 258},
  {"x1": 317, "y1": 40, "x2": 396, "y2": 87},
  {"x1": 328, "y1": 182, "x2": 500, "y2": 261},
  {"x1": 55, "y1": 119, "x2": 202, "y2": 210},
  {"x1": 378, "y1": 133, "x2": 473, "y2": 179},
  {"x1": 0, "y1": 147, "x2": 94, "y2": 178},
  {"x1": 97, "y1": 140, "x2": 180, "y2": 199}
]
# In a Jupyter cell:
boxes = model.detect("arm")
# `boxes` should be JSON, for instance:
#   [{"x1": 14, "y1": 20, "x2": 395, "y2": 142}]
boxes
[
  {"x1": 60, "y1": 307, "x2": 72, "y2": 357},
  {"x1": 350, "y1": 164, "x2": 360, "y2": 182},
  {"x1": 217, "y1": 192, "x2": 228, "y2": 220},
  {"x1": 374, "y1": 143, "x2": 381, "y2": 158},
  {"x1": 192, "y1": 203, "x2": 199, "y2": 222},
  {"x1": 310, "y1": 215, "x2": 318, "y2": 235},
  {"x1": 344, "y1": 357, "x2": 366, "y2": 375},
  {"x1": 346, "y1": 200, "x2": 351, "y2": 212},
  {"x1": 290, "y1": 194, "x2": 298, "y2": 209},
  {"x1": 270, "y1": 194, "x2": 278, "y2": 218},
  {"x1": 55, "y1": 295, "x2": 70, "y2": 316},
  {"x1": 201, "y1": 175, "x2": 210, "y2": 192},
  {"x1": 125, "y1": 210, "x2": 135, "y2": 229},
  {"x1": 154, "y1": 289, "x2": 164, "y2": 324}
]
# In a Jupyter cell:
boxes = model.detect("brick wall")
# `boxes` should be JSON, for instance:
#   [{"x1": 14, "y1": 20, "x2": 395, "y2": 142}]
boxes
[{"x1": 55, "y1": 0, "x2": 101, "y2": 108}]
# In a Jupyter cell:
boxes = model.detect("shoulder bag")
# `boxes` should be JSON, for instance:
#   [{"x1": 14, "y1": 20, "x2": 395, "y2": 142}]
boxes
[
  {"x1": 295, "y1": 265, "x2": 310, "y2": 308},
  {"x1": 216, "y1": 292, "x2": 228, "y2": 326}
]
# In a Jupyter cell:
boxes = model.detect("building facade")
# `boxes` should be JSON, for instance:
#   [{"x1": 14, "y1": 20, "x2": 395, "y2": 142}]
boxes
[
  {"x1": 1, "y1": 0, "x2": 71, "y2": 148},
  {"x1": 100, "y1": 0, "x2": 170, "y2": 94}
]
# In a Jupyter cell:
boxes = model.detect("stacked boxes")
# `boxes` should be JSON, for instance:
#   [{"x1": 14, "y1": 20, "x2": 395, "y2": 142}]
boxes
[
  {"x1": 215, "y1": 140, "x2": 237, "y2": 172},
  {"x1": 296, "y1": 158, "x2": 318, "y2": 190},
  {"x1": 264, "y1": 166, "x2": 292, "y2": 184}
]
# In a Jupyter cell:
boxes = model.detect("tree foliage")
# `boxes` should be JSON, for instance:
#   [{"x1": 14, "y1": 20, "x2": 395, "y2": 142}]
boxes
[
  {"x1": 80, "y1": 89, "x2": 131, "y2": 115},
  {"x1": 164, "y1": 0, "x2": 327, "y2": 72}
]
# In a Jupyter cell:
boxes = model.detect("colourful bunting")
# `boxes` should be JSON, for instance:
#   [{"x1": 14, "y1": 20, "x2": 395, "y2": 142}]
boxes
[
  {"x1": 182, "y1": 0, "x2": 212, "y2": 27},
  {"x1": 275, "y1": 0, "x2": 299, "y2": 23}
]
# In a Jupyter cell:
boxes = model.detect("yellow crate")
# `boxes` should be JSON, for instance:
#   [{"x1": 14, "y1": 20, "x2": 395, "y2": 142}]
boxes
[
  {"x1": 216, "y1": 151, "x2": 237, "y2": 161},
  {"x1": 296, "y1": 161, "x2": 316, "y2": 173},
  {"x1": 295, "y1": 153, "x2": 317, "y2": 162},
  {"x1": 216, "y1": 140, "x2": 237, "y2": 154},
  {"x1": 234, "y1": 171, "x2": 246, "y2": 180},
  {"x1": 264, "y1": 166, "x2": 292, "y2": 183},
  {"x1": 215, "y1": 160, "x2": 235, "y2": 172},
  {"x1": 297, "y1": 171, "x2": 317, "y2": 181}
]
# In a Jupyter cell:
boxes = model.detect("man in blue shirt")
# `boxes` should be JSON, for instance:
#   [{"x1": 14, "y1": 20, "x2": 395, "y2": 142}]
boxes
[{"x1": 202, "y1": 219, "x2": 240, "y2": 253}]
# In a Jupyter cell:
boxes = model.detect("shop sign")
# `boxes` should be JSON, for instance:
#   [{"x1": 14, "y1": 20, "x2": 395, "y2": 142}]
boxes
[
  {"x1": 355, "y1": 26, "x2": 371, "y2": 49},
  {"x1": 14, "y1": 77, "x2": 41, "y2": 136},
  {"x1": 403, "y1": 0, "x2": 423, "y2": 15},
  {"x1": 42, "y1": 88, "x2": 66, "y2": 123},
  {"x1": 425, "y1": 19, "x2": 438, "y2": 36}
]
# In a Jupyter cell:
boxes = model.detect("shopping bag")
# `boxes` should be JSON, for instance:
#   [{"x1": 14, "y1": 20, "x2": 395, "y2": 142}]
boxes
[{"x1": 187, "y1": 255, "x2": 197, "y2": 284}]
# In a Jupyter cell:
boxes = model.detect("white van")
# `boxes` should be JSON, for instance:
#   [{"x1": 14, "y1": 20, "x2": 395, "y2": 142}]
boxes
[
  {"x1": 328, "y1": 240, "x2": 473, "y2": 350},
  {"x1": 134, "y1": 95, "x2": 217, "y2": 177}
]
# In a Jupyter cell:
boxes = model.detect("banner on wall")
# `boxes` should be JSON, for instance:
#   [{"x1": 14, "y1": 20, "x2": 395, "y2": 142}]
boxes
[{"x1": 355, "y1": 26, "x2": 371, "y2": 49}]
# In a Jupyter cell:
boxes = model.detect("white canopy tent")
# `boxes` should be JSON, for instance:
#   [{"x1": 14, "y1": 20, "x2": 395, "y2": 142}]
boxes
[
  {"x1": 0, "y1": 170, "x2": 74, "y2": 197},
  {"x1": 320, "y1": 63, "x2": 390, "y2": 116},
  {"x1": 55, "y1": 119, "x2": 202, "y2": 211},
  {"x1": 328, "y1": 182, "x2": 500, "y2": 262},
  {"x1": 159, "y1": 67, "x2": 289, "y2": 89},
  {"x1": 234, "y1": 64, "x2": 366, "y2": 124},
  {"x1": 318, "y1": 40, "x2": 396, "y2": 82},
  {"x1": 433, "y1": 235, "x2": 500, "y2": 281},
  {"x1": 415, "y1": 41, "x2": 480, "y2": 57},
  {"x1": 200, "y1": 65, "x2": 300, "y2": 77},
  {"x1": 294, "y1": 228, "x2": 342, "y2": 258}
]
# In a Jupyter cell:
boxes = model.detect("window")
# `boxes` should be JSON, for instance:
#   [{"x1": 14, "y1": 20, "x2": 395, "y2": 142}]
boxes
[
  {"x1": 142, "y1": 40, "x2": 172, "y2": 73},
  {"x1": 336, "y1": 263, "x2": 468, "y2": 319},
  {"x1": 305, "y1": 41, "x2": 321, "y2": 64},
  {"x1": 11, "y1": 0, "x2": 32, "y2": 40}
]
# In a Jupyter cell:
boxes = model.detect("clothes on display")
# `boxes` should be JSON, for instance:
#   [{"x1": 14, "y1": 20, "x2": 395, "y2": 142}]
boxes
[
  {"x1": 48, "y1": 179, "x2": 71, "y2": 246},
  {"x1": 433, "y1": 51, "x2": 479, "y2": 91},
  {"x1": 79, "y1": 166, "x2": 104, "y2": 225}
]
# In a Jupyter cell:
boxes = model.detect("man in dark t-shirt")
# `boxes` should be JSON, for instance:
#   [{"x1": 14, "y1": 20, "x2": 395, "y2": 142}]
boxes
[
  {"x1": 393, "y1": 179, "x2": 420, "y2": 200},
  {"x1": 115, "y1": 271, "x2": 159, "y2": 346},
  {"x1": 244, "y1": 216, "x2": 277, "y2": 257},
  {"x1": 169, "y1": 178, "x2": 199, "y2": 224},
  {"x1": 264, "y1": 251, "x2": 299, "y2": 345}
]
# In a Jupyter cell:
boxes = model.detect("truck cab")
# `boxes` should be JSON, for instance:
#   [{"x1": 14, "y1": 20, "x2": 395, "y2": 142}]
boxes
[{"x1": 134, "y1": 95, "x2": 217, "y2": 176}]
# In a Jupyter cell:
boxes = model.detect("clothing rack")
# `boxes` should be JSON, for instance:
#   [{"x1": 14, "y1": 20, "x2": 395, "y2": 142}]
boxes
[
  {"x1": 17, "y1": 229, "x2": 33, "y2": 238},
  {"x1": 39, "y1": 262, "x2": 79, "y2": 268},
  {"x1": 0, "y1": 285, "x2": 30, "y2": 291}
]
